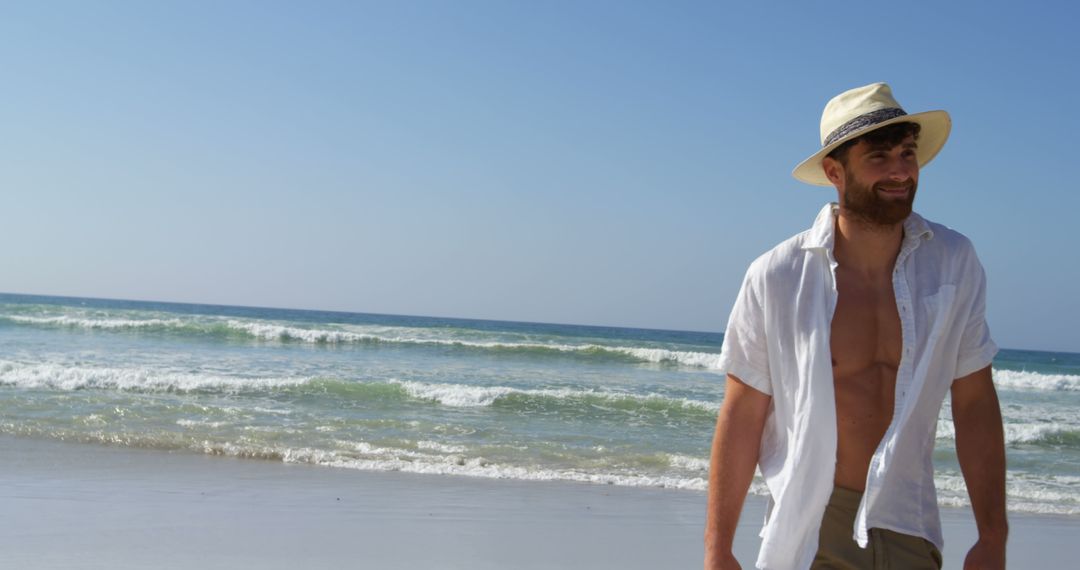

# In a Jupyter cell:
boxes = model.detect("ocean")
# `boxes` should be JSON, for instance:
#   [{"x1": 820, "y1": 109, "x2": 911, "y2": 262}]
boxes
[{"x1": 1, "y1": 293, "x2": 1077, "y2": 516}]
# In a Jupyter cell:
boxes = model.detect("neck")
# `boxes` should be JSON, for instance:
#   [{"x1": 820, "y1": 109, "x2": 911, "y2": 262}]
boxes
[{"x1": 833, "y1": 210, "x2": 905, "y2": 277}]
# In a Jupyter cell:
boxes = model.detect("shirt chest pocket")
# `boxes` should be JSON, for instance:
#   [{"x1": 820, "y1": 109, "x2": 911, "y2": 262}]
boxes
[{"x1": 919, "y1": 284, "x2": 957, "y2": 342}]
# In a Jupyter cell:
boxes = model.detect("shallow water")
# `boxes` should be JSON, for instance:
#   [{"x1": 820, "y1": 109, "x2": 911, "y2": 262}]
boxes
[{"x1": 1, "y1": 293, "x2": 1077, "y2": 515}]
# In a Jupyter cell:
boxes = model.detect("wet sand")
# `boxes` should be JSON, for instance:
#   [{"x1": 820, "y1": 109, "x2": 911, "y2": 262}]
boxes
[{"x1": 1, "y1": 436, "x2": 1075, "y2": 568}]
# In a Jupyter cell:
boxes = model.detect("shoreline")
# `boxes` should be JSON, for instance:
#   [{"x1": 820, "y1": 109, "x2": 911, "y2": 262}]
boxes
[{"x1": 2, "y1": 435, "x2": 1078, "y2": 568}]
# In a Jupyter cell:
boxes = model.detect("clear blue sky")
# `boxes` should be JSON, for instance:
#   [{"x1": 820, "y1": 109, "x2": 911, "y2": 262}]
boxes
[{"x1": 1, "y1": 1, "x2": 1077, "y2": 352}]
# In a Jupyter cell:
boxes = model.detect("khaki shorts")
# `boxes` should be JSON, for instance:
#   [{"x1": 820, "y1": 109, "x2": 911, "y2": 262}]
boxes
[{"x1": 812, "y1": 486, "x2": 942, "y2": 570}]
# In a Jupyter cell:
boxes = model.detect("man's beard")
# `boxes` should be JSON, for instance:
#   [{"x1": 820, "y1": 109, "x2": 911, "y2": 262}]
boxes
[{"x1": 840, "y1": 171, "x2": 917, "y2": 228}]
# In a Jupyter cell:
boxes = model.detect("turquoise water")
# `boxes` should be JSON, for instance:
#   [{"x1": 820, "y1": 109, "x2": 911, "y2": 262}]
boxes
[{"x1": 1, "y1": 293, "x2": 1077, "y2": 515}]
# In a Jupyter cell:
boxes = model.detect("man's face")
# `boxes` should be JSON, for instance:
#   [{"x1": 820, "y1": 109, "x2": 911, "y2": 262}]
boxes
[{"x1": 833, "y1": 135, "x2": 919, "y2": 227}]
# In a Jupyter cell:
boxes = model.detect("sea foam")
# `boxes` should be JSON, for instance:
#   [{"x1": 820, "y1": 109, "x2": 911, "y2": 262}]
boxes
[
  {"x1": 936, "y1": 417, "x2": 1079, "y2": 446},
  {"x1": 391, "y1": 379, "x2": 719, "y2": 413},
  {"x1": 994, "y1": 369, "x2": 1080, "y2": 392},
  {"x1": 2, "y1": 310, "x2": 725, "y2": 370},
  {"x1": 3, "y1": 314, "x2": 187, "y2": 330},
  {"x1": 0, "y1": 360, "x2": 310, "y2": 393},
  {"x1": 0, "y1": 360, "x2": 720, "y2": 418}
]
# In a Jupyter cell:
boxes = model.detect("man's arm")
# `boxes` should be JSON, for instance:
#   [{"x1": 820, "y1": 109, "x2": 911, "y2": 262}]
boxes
[
  {"x1": 704, "y1": 374, "x2": 771, "y2": 570},
  {"x1": 951, "y1": 365, "x2": 1008, "y2": 570}
]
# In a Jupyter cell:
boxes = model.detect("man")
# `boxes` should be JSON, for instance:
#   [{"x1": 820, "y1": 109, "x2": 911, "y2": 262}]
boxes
[{"x1": 704, "y1": 83, "x2": 1008, "y2": 569}]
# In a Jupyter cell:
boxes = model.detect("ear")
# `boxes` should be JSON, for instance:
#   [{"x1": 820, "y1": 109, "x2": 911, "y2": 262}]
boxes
[{"x1": 821, "y1": 156, "x2": 844, "y2": 188}]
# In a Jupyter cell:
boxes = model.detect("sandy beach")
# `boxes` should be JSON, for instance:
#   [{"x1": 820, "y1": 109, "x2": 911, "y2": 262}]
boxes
[{"x1": 1, "y1": 435, "x2": 1076, "y2": 569}]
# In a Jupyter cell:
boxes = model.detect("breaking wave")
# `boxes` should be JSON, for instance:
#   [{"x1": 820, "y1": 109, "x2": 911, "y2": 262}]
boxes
[
  {"x1": 1, "y1": 313, "x2": 722, "y2": 370},
  {"x1": 936, "y1": 418, "x2": 1080, "y2": 447},
  {"x1": 0, "y1": 361, "x2": 719, "y2": 419},
  {"x1": 994, "y1": 369, "x2": 1080, "y2": 392}
]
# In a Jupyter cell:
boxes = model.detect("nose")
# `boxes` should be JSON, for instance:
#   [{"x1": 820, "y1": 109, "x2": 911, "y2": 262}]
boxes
[{"x1": 887, "y1": 155, "x2": 917, "y2": 182}]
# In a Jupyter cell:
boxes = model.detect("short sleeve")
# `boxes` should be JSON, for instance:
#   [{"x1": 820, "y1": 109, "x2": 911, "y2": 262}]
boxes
[
  {"x1": 717, "y1": 264, "x2": 773, "y2": 395},
  {"x1": 954, "y1": 248, "x2": 998, "y2": 380}
]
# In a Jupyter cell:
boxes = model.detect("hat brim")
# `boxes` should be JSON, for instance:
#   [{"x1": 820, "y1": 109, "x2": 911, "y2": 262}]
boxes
[{"x1": 792, "y1": 110, "x2": 952, "y2": 186}]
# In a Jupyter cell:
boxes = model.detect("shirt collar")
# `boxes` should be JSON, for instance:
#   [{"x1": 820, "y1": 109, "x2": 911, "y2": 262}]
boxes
[
  {"x1": 802, "y1": 203, "x2": 934, "y2": 251},
  {"x1": 903, "y1": 210, "x2": 934, "y2": 245}
]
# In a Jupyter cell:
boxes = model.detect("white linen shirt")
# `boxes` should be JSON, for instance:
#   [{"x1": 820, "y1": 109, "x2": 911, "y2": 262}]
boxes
[{"x1": 717, "y1": 203, "x2": 997, "y2": 570}]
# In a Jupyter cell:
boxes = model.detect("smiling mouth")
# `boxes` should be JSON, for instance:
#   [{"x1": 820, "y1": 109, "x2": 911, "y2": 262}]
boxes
[{"x1": 876, "y1": 185, "x2": 911, "y2": 196}]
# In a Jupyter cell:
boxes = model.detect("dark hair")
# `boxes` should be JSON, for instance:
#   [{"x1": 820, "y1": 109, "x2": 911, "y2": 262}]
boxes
[{"x1": 826, "y1": 121, "x2": 922, "y2": 165}]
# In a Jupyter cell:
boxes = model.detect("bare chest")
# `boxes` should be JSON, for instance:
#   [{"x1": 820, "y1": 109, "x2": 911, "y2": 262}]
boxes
[
  {"x1": 829, "y1": 269, "x2": 905, "y2": 490},
  {"x1": 830, "y1": 272, "x2": 902, "y2": 377}
]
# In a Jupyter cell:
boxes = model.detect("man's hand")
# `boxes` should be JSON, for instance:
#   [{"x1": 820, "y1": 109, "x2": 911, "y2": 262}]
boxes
[{"x1": 963, "y1": 537, "x2": 1006, "y2": 570}]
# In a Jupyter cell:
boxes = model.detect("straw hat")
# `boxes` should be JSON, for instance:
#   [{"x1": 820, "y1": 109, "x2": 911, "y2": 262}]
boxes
[{"x1": 792, "y1": 82, "x2": 951, "y2": 186}]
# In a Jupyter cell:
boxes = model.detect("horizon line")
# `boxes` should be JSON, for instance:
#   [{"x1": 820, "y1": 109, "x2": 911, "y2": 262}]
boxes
[{"x1": 0, "y1": 290, "x2": 725, "y2": 338}]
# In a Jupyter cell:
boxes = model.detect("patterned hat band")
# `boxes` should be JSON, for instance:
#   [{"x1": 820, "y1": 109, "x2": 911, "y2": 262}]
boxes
[{"x1": 822, "y1": 107, "x2": 908, "y2": 147}]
